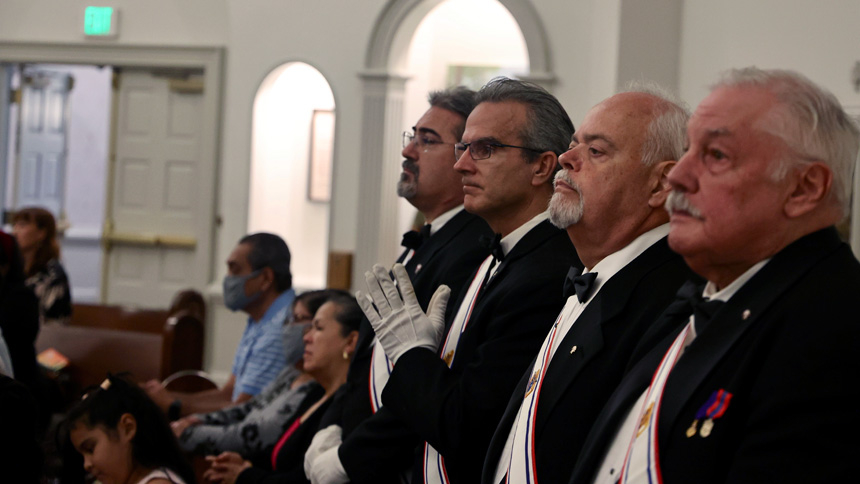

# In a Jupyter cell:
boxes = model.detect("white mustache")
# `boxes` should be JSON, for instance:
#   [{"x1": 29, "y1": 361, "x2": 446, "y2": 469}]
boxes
[
  {"x1": 665, "y1": 190, "x2": 703, "y2": 219},
  {"x1": 554, "y1": 169, "x2": 579, "y2": 192}
]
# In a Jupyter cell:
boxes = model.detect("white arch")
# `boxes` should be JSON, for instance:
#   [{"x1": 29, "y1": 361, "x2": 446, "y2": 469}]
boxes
[
  {"x1": 365, "y1": 0, "x2": 553, "y2": 84},
  {"x1": 351, "y1": 0, "x2": 553, "y2": 289}
]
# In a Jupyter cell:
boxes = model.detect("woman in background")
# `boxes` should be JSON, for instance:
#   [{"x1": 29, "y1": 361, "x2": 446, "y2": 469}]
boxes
[
  {"x1": 204, "y1": 293, "x2": 362, "y2": 484},
  {"x1": 12, "y1": 206, "x2": 72, "y2": 325},
  {"x1": 173, "y1": 289, "x2": 336, "y2": 458}
]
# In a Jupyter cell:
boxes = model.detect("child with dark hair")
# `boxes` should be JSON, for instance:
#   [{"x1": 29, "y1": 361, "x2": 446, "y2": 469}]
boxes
[{"x1": 64, "y1": 374, "x2": 196, "y2": 484}]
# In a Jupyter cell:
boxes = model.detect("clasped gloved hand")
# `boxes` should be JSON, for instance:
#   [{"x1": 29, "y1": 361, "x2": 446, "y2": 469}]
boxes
[{"x1": 356, "y1": 263, "x2": 450, "y2": 364}]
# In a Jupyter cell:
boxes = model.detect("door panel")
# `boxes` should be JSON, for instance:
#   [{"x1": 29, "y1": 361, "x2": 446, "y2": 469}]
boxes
[
  {"x1": 16, "y1": 68, "x2": 70, "y2": 216},
  {"x1": 105, "y1": 69, "x2": 209, "y2": 306}
]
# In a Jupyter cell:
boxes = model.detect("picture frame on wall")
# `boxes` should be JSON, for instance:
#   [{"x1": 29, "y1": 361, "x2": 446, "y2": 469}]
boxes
[{"x1": 308, "y1": 109, "x2": 335, "y2": 203}]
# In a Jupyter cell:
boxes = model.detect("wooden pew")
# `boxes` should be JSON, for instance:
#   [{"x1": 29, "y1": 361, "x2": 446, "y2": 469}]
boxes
[{"x1": 35, "y1": 290, "x2": 206, "y2": 397}]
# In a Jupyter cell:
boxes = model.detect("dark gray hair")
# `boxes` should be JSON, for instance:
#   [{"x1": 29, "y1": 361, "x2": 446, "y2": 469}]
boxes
[
  {"x1": 428, "y1": 86, "x2": 478, "y2": 140},
  {"x1": 620, "y1": 80, "x2": 691, "y2": 166},
  {"x1": 713, "y1": 67, "x2": 860, "y2": 215},
  {"x1": 239, "y1": 232, "x2": 292, "y2": 292},
  {"x1": 475, "y1": 77, "x2": 574, "y2": 161}
]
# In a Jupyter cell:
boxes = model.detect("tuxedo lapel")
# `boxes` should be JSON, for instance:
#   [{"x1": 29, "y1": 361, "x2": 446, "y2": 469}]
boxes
[
  {"x1": 409, "y1": 210, "x2": 476, "y2": 275},
  {"x1": 482, "y1": 362, "x2": 534, "y2": 477},
  {"x1": 536, "y1": 239, "x2": 676, "y2": 431},
  {"x1": 480, "y1": 220, "x2": 560, "y2": 296},
  {"x1": 657, "y1": 228, "x2": 844, "y2": 445}
]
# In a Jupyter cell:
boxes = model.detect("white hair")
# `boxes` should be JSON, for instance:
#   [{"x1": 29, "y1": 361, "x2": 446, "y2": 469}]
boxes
[
  {"x1": 620, "y1": 80, "x2": 691, "y2": 166},
  {"x1": 713, "y1": 67, "x2": 860, "y2": 216}
]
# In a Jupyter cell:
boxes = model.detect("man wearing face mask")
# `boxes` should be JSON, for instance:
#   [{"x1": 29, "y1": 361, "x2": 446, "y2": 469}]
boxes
[
  {"x1": 145, "y1": 233, "x2": 295, "y2": 418},
  {"x1": 171, "y1": 290, "x2": 337, "y2": 459}
]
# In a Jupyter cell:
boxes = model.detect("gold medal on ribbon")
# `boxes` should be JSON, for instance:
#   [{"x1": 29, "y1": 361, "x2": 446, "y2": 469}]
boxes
[
  {"x1": 686, "y1": 419, "x2": 698, "y2": 438},
  {"x1": 637, "y1": 403, "x2": 654, "y2": 437},
  {"x1": 700, "y1": 418, "x2": 714, "y2": 437},
  {"x1": 443, "y1": 350, "x2": 454, "y2": 366},
  {"x1": 524, "y1": 370, "x2": 539, "y2": 397}
]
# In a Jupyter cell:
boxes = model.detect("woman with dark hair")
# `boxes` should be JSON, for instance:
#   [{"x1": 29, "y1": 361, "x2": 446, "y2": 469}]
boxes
[
  {"x1": 12, "y1": 206, "x2": 72, "y2": 325},
  {"x1": 204, "y1": 293, "x2": 362, "y2": 484},
  {"x1": 65, "y1": 374, "x2": 196, "y2": 484},
  {"x1": 173, "y1": 290, "x2": 334, "y2": 457}
]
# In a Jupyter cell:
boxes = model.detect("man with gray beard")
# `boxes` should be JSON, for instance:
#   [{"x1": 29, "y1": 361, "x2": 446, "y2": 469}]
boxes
[
  {"x1": 305, "y1": 87, "x2": 491, "y2": 484},
  {"x1": 482, "y1": 85, "x2": 697, "y2": 484},
  {"x1": 570, "y1": 67, "x2": 860, "y2": 484}
]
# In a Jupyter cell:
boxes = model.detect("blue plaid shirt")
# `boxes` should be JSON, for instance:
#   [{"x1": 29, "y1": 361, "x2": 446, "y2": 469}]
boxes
[{"x1": 231, "y1": 289, "x2": 295, "y2": 400}]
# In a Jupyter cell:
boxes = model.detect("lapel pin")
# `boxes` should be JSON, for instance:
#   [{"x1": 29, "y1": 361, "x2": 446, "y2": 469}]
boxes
[
  {"x1": 415, "y1": 263, "x2": 423, "y2": 273},
  {"x1": 570, "y1": 345, "x2": 578, "y2": 354},
  {"x1": 742, "y1": 309, "x2": 750, "y2": 320}
]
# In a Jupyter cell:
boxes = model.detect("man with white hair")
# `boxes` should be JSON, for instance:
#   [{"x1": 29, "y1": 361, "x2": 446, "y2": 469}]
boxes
[
  {"x1": 481, "y1": 84, "x2": 696, "y2": 484},
  {"x1": 570, "y1": 67, "x2": 860, "y2": 484}
]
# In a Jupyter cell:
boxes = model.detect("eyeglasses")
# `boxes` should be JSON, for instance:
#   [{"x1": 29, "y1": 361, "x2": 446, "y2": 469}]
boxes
[
  {"x1": 454, "y1": 139, "x2": 545, "y2": 161},
  {"x1": 403, "y1": 131, "x2": 448, "y2": 151}
]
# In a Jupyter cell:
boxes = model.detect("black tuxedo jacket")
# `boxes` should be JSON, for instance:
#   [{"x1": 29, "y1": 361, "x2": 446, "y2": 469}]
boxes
[
  {"x1": 378, "y1": 220, "x2": 581, "y2": 484},
  {"x1": 481, "y1": 236, "x2": 695, "y2": 484},
  {"x1": 570, "y1": 227, "x2": 860, "y2": 484},
  {"x1": 328, "y1": 210, "x2": 491, "y2": 482}
]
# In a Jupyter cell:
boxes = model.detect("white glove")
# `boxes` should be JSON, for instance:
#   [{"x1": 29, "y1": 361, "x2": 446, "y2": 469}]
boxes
[
  {"x1": 304, "y1": 425, "x2": 342, "y2": 480},
  {"x1": 308, "y1": 445, "x2": 349, "y2": 484},
  {"x1": 356, "y1": 263, "x2": 449, "y2": 364}
]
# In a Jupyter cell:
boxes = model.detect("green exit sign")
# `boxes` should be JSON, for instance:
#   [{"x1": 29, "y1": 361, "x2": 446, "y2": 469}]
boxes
[{"x1": 84, "y1": 6, "x2": 118, "y2": 37}]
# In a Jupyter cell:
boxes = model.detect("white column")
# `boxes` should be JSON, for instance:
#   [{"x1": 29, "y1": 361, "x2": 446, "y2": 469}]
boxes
[{"x1": 353, "y1": 70, "x2": 409, "y2": 289}]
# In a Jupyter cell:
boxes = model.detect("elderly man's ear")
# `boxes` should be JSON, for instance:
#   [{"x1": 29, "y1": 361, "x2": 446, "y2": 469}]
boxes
[
  {"x1": 648, "y1": 160, "x2": 676, "y2": 208},
  {"x1": 784, "y1": 162, "x2": 833, "y2": 218}
]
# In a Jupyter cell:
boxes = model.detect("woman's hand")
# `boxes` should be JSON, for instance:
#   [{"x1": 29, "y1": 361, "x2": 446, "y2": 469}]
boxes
[
  {"x1": 203, "y1": 452, "x2": 252, "y2": 484},
  {"x1": 171, "y1": 415, "x2": 202, "y2": 437}
]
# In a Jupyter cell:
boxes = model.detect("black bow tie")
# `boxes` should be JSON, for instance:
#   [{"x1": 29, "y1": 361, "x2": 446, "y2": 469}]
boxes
[
  {"x1": 563, "y1": 267, "x2": 597, "y2": 303},
  {"x1": 671, "y1": 281, "x2": 725, "y2": 334},
  {"x1": 480, "y1": 233, "x2": 505, "y2": 262},
  {"x1": 401, "y1": 224, "x2": 431, "y2": 251}
]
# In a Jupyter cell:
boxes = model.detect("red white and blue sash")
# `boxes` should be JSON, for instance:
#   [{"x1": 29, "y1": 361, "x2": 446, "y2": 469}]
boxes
[
  {"x1": 368, "y1": 339, "x2": 393, "y2": 413},
  {"x1": 501, "y1": 308, "x2": 567, "y2": 484},
  {"x1": 617, "y1": 321, "x2": 694, "y2": 484},
  {"x1": 423, "y1": 255, "x2": 496, "y2": 484}
]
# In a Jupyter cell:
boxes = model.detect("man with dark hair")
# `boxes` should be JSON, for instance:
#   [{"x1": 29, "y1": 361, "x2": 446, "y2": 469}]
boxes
[
  {"x1": 482, "y1": 84, "x2": 696, "y2": 484},
  {"x1": 145, "y1": 232, "x2": 294, "y2": 418},
  {"x1": 306, "y1": 86, "x2": 492, "y2": 483},
  {"x1": 326, "y1": 77, "x2": 581, "y2": 484},
  {"x1": 570, "y1": 68, "x2": 860, "y2": 484}
]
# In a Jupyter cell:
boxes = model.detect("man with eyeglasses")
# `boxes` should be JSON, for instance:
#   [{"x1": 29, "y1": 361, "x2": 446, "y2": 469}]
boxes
[
  {"x1": 305, "y1": 87, "x2": 492, "y2": 484},
  {"x1": 333, "y1": 77, "x2": 581, "y2": 484},
  {"x1": 481, "y1": 84, "x2": 696, "y2": 484}
]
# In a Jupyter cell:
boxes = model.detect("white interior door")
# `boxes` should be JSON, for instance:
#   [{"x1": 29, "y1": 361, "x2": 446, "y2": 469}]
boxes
[
  {"x1": 104, "y1": 69, "x2": 212, "y2": 307},
  {"x1": 15, "y1": 68, "x2": 71, "y2": 217}
]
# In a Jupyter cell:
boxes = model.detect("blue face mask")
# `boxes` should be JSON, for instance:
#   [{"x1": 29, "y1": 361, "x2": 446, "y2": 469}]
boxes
[
  {"x1": 282, "y1": 322, "x2": 308, "y2": 365},
  {"x1": 222, "y1": 269, "x2": 263, "y2": 312}
]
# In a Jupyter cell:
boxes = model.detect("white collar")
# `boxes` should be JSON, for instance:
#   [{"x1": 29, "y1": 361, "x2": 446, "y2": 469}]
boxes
[
  {"x1": 499, "y1": 210, "x2": 551, "y2": 257},
  {"x1": 579, "y1": 224, "x2": 670, "y2": 303},
  {"x1": 703, "y1": 258, "x2": 770, "y2": 302},
  {"x1": 426, "y1": 205, "x2": 463, "y2": 236}
]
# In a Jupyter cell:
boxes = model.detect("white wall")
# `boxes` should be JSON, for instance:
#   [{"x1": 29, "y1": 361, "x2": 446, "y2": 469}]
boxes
[
  {"x1": 249, "y1": 62, "x2": 334, "y2": 292},
  {"x1": 679, "y1": 0, "x2": 860, "y2": 109},
  {"x1": 397, "y1": 0, "x2": 530, "y2": 248}
]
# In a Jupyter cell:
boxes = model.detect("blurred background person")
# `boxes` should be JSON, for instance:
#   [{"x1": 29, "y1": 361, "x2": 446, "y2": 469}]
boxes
[
  {"x1": 12, "y1": 206, "x2": 72, "y2": 326},
  {"x1": 173, "y1": 290, "x2": 336, "y2": 458},
  {"x1": 204, "y1": 293, "x2": 361, "y2": 484}
]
